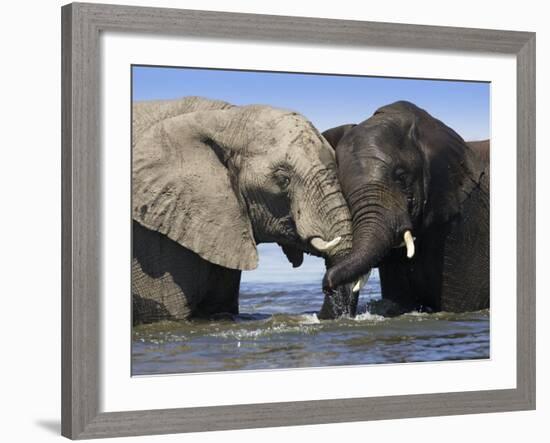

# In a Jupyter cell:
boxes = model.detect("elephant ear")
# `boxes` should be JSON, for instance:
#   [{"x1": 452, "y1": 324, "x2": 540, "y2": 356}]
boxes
[
  {"x1": 322, "y1": 124, "x2": 356, "y2": 149},
  {"x1": 409, "y1": 109, "x2": 486, "y2": 226},
  {"x1": 132, "y1": 110, "x2": 258, "y2": 271}
]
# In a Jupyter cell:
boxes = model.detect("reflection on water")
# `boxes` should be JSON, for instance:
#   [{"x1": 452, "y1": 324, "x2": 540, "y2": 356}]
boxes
[{"x1": 132, "y1": 266, "x2": 490, "y2": 375}]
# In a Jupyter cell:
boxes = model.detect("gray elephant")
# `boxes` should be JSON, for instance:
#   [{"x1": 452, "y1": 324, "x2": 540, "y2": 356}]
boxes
[
  {"x1": 322, "y1": 101, "x2": 489, "y2": 315},
  {"x1": 132, "y1": 97, "x2": 354, "y2": 324}
]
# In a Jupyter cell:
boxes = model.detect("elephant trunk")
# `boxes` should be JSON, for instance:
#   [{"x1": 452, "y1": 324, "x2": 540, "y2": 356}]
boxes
[
  {"x1": 296, "y1": 162, "x2": 354, "y2": 261},
  {"x1": 317, "y1": 238, "x2": 358, "y2": 319},
  {"x1": 323, "y1": 183, "x2": 412, "y2": 292},
  {"x1": 302, "y1": 168, "x2": 356, "y2": 319}
]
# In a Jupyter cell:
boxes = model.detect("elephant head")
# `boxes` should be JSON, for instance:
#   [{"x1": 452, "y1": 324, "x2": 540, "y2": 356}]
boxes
[
  {"x1": 322, "y1": 101, "x2": 486, "y2": 294},
  {"x1": 133, "y1": 97, "x2": 353, "y2": 302}
]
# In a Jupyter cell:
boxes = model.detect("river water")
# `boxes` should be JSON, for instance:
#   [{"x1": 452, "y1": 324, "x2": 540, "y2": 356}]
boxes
[{"x1": 132, "y1": 258, "x2": 490, "y2": 375}]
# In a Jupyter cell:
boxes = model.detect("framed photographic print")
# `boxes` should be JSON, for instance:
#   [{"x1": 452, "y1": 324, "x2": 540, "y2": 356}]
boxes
[{"x1": 61, "y1": 2, "x2": 536, "y2": 439}]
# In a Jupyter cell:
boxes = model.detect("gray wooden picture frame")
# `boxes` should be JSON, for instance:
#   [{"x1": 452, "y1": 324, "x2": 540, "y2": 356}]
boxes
[{"x1": 61, "y1": 2, "x2": 536, "y2": 439}]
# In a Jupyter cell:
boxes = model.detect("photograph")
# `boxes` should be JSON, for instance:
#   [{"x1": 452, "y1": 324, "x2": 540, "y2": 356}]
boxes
[{"x1": 131, "y1": 65, "x2": 490, "y2": 376}]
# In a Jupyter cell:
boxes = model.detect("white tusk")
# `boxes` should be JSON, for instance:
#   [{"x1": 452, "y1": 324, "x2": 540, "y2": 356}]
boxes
[
  {"x1": 310, "y1": 236, "x2": 341, "y2": 252},
  {"x1": 404, "y1": 230, "x2": 415, "y2": 259},
  {"x1": 352, "y1": 270, "x2": 372, "y2": 293}
]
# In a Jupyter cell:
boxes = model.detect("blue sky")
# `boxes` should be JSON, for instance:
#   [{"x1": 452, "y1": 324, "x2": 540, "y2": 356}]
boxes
[
  {"x1": 132, "y1": 65, "x2": 490, "y2": 283},
  {"x1": 133, "y1": 65, "x2": 490, "y2": 140}
]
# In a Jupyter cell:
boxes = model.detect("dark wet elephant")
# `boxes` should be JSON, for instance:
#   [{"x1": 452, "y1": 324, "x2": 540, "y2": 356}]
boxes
[
  {"x1": 132, "y1": 97, "x2": 354, "y2": 324},
  {"x1": 322, "y1": 101, "x2": 489, "y2": 315}
]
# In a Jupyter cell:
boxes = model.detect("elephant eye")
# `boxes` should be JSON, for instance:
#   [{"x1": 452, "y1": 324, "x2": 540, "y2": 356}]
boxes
[
  {"x1": 394, "y1": 167, "x2": 409, "y2": 187},
  {"x1": 273, "y1": 171, "x2": 291, "y2": 191}
]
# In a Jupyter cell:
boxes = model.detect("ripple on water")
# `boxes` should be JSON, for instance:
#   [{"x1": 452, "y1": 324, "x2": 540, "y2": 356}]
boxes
[{"x1": 132, "y1": 284, "x2": 489, "y2": 375}]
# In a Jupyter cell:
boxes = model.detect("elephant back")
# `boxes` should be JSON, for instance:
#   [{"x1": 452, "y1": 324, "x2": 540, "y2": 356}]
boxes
[
  {"x1": 133, "y1": 96, "x2": 234, "y2": 143},
  {"x1": 467, "y1": 139, "x2": 490, "y2": 165}
]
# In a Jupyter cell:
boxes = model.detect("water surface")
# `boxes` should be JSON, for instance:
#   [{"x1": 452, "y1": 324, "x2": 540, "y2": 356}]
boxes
[{"x1": 132, "y1": 267, "x2": 490, "y2": 375}]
